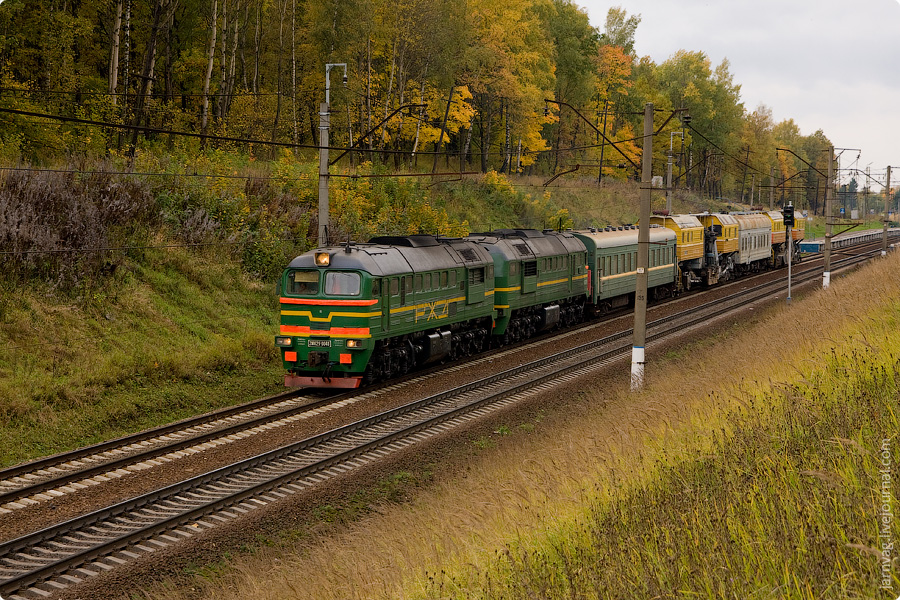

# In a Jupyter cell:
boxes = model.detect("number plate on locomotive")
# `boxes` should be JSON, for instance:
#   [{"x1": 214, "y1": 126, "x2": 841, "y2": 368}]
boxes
[{"x1": 308, "y1": 339, "x2": 332, "y2": 347}]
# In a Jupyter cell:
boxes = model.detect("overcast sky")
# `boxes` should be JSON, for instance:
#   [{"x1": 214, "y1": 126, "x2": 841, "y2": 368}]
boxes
[{"x1": 577, "y1": 0, "x2": 900, "y2": 189}]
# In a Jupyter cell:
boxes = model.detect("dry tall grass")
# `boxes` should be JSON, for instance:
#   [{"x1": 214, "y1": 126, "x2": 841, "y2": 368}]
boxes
[{"x1": 146, "y1": 252, "x2": 900, "y2": 599}]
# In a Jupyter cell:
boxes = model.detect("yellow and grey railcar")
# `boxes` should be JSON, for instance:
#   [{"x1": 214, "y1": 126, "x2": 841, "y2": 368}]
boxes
[
  {"x1": 696, "y1": 212, "x2": 740, "y2": 284},
  {"x1": 731, "y1": 212, "x2": 773, "y2": 273},
  {"x1": 764, "y1": 210, "x2": 787, "y2": 267},
  {"x1": 650, "y1": 214, "x2": 705, "y2": 290}
]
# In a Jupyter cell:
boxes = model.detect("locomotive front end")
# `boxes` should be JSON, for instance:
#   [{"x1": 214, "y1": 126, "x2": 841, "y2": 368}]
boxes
[{"x1": 277, "y1": 250, "x2": 380, "y2": 388}]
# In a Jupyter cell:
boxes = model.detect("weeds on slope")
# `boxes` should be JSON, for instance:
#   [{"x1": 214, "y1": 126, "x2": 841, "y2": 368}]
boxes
[{"x1": 453, "y1": 334, "x2": 900, "y2": 599}]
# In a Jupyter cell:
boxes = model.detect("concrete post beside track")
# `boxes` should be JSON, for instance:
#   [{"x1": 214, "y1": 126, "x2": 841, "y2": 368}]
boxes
[
  {"x1": 318, "y1": 101, "x2": 329, "y2": 248},
  {"x1": 884, "y1": 165, "x2": 892, "y2": 257},
  {"x1": 632, "y1": 102, "x2": 653, "y2": 392},
  {"x1": 824, "y1": 146, "x2": 834, "y2": 289}
]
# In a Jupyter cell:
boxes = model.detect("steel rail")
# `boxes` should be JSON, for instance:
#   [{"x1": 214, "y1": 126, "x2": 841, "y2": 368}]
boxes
[
  {"x1": 0, "y1": 393, "x2": 344, "y2": 506},
  {"x1": 0, "y1": 389, "x2": 312, "y2": 481}
]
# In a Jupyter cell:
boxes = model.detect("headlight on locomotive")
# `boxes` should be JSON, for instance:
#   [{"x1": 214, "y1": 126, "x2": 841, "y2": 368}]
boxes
[
  {"x1": 275, "y1": 336, "x2": 294, "y2": 347},
  {"x1": 345, "y1": 339, "x2": 365, "y2": 349}
]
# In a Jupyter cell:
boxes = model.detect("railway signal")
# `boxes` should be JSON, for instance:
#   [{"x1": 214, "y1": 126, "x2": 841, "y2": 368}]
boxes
[
  {"x1": 783, "y1": 204, "x2": 795, "y2": 227},
  {"x1": 784, "y1": 203, "x2": 793, "y2": 304}
]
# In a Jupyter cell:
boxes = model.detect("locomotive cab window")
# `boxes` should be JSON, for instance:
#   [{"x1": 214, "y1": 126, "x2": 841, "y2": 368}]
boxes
[
  {"x1": 324, "y1": 271, "x2": 361, "y2": 296},
  {"x1": 290, "y1": 270, "x2": 319, "y2": 295}
]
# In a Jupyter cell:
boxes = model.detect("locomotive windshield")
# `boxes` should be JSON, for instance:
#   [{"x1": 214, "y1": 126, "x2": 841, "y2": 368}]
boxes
[
  {"x1": 324, "y1": 271, "x2": 361, "y2": 296},
  {"x1": 288, "y1": 270, "x2": 319, "y2": 295}
]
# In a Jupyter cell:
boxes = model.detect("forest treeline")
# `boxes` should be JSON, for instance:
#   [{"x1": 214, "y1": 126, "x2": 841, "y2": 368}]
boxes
[{"x1": 0, "y1": 0, "x2": 835, "y2": 204}]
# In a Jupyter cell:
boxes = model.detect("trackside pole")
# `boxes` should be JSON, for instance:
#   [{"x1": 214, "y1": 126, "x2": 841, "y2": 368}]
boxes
[
  {"x1": 318, "y1": 101, "x2": 330, "y2": 247},
  {"x1": 631, "y1": 102, "x2": 653, "y2": 392},
  {"x1": 884, "y1": 166, "x2": 892, "y2": 257},
  {"x1": 630, "y1": 346, "x2": 645, "y2": 389},
  {"x1": 823, "y1": 146, "x2": 833, "y2": 289}
]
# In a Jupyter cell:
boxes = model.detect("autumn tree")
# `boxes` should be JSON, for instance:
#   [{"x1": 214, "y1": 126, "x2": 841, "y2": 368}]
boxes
[
  {"x1": 599, "y1": 6, "x2": 640, "y2": 56},
  {"x1": 654, "y1": 50, "x2": 744, "y2": 197},
  {"x1": 539, "y1": 0, "x2": 597, "y2": 173},
  {"x1": 461, "y1": 0, "x2": 555, "y2": 173}
]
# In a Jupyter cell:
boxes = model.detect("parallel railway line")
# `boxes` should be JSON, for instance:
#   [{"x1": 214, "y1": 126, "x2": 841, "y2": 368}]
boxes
[{"x1": 0, "y1": 241, "x2": 889, "y2": 599}]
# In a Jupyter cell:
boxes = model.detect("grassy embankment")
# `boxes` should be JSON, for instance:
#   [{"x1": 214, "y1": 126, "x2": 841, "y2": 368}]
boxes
[
  {"x1": 147, "y1": 251, "x2": 899, "y2": 599},
  {"x1": 0, "y1": 246, "x2": 285, "y2": 467}
]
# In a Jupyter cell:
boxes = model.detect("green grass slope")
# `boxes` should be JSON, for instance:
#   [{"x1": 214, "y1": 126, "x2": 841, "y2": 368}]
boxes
[{"x1": 0, "y1": 247, "x2": 284, "y2": 467}]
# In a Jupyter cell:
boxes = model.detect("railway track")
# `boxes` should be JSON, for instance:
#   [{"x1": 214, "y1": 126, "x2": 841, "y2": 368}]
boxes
[
  {"x1": 0, "y1": 243, "x2": 888, "y2": 599},
  {"x1": 0, "y1": 389, "x2": 333, "y2": 509}
]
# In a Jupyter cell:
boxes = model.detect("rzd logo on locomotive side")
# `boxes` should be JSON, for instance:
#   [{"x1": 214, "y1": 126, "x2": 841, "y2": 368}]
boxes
[{"x1": 415, "y1": 299, "x2": 450, "y2": 323}]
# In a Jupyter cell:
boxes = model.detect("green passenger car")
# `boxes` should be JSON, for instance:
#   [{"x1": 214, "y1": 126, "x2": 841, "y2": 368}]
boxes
[{"x1": 573, "y1": 226, "x2": 677, "y2": 314}]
